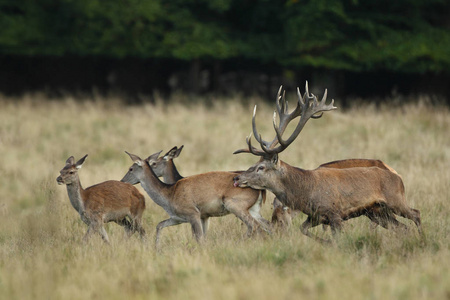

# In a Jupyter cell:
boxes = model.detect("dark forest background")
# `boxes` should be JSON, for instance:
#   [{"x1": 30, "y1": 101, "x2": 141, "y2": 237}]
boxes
[{"x1": 1, "y1": 0, "x2": 449, "y2": 104}]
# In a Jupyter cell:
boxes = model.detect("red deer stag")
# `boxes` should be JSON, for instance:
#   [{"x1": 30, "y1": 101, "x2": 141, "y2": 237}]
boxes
[
  {"x1": 56, "y1": 155, "x2": 146, "y2": 243},
  {"x1": 272, "y1": 158, "x2": 402, "y2": 228},
  {"x1": 233, "y1": 83, "x2": 421, "y2": 243},
  {"x1": 121, "y1": 152, "x2": 269, "y2": 247}
]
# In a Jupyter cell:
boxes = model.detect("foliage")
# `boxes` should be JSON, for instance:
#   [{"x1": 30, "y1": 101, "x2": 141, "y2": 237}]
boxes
[{"x1": 0, "y1": 0, "x2": 449, "y2": 72}]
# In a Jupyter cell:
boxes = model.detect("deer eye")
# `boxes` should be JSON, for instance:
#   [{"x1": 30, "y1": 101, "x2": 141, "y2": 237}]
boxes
[
  {"x1": 257, "y1": 166, "x2": 265, "y2": 172},
  {"x1": 69, "y1": 171, "x2": 74, "y2": 174},
  {"x1": 129, "y1": 167, "x2": 133, "y2": 172},
  {"x1": 151, "y1": 162, "x2": 157, "y2": 167}
]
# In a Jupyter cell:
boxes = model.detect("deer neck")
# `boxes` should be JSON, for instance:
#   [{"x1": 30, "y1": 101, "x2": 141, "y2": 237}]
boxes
[
  {"x1": 140, "y1": 165, "x2": 174, "y2": 212},
  {"x1": 163, "y1": 160, "x2": 183, "y2": 184},
  {"x1": 65, "y1": 177, "x2": 86, "y2": 215},
  {"x1": 272, "y1": 162, "x2": 315, "y2": 213}
]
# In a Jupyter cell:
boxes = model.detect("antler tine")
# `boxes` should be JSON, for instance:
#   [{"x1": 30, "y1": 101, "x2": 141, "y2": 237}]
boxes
[
  {"x1": 267, "y1": 86, "x2": 303, "y2": 149},
  {"x1": 279, "y1": 87, "x2": 336, "y2": 148},
  {"x1": 252, "y1": 105, "x2": 272, "y2": 149},
  {"x1": 247, "y1": 133, "x2": 267, "y2": 156},
  {"x1": 236, "y1": 82, "x2": 337, "y2": 157}
]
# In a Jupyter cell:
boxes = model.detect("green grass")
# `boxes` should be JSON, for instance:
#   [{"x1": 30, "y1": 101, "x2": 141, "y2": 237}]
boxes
[{"x1": 0, "y1": 92, "x2": 449, "y2": 299}]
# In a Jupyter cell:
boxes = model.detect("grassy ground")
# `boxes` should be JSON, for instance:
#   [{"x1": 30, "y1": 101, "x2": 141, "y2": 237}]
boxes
[{"x1": 0, "y1": 91, "x2": 448, "y2": 300}]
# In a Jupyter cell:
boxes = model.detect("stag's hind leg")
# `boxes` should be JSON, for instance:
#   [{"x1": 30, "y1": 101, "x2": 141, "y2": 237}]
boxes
[
  {"x1": 366, "y1": 202, "x2": 409, "y2": 231},
  {"x1": 395, "y1": 207, "x2": 422, "y2": 234}
]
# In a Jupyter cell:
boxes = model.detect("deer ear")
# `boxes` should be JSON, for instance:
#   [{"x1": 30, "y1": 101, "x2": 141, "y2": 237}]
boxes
[
  {"x1": 146, "y1": 150, "x2": 163, "y2": 162},
  {"x1": 271, "y1": 154, "x2": 279, "y2": 165},
  {"x1": 65, "y1": 156, "x2": 75, "y2": 165},
  {"x1": 135, "y1": 160, "x2": 143, "y2": 167},
  {"x1": 125, "y1": 151, "x2": 142, "y2": 162},
  {"x1": 174, "y1": 145, "x2": 184, "y2": 158},
  {"x1": 75, "y1": 154, "x2": 88, "y2": 169},
  {"x1": 164, "y1": 146, "x2": 178, "y2": 160}
]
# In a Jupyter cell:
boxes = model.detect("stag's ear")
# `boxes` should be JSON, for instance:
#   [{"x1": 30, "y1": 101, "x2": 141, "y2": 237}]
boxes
[
  {"x1": 75, "y1": 154, "x2": 88, "y2": 169},
  {"x1": 271, "y1": 154, "x2": 279, "y2": 165}
]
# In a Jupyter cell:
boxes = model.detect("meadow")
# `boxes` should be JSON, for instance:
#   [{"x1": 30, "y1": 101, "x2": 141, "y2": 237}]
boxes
[{"x1": 0, "y1": 90, "x2": 448, "y2": 300}]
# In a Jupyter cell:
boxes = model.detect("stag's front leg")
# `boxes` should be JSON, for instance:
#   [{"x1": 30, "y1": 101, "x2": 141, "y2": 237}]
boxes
[
  {"x1": 300, "y1": 216, "x2": 331, "y2": 244},
  {"x1": 201, "y1": 217, "x2": 210, "y2": 236}
]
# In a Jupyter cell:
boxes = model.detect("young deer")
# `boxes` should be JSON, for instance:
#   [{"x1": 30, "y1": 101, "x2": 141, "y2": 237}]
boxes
[
  {"x1": 56, "y1": 155, "x2": 146, "y2": 243},
  {"x1": 147, "y1": 146, "x2": 184, "y2": 184},
  {"x1": 233, "y1": 83, "x2": 421, "y2": 243},
  {"x1": 121, "y1": 152, "x2": 269, "y2": 247}
]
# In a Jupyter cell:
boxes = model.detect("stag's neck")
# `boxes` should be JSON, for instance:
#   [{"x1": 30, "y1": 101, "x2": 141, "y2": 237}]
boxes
[
  {"x1": 141, "y1": 165, "x2": 174, "y2": 213},
  {"x1": 65, "y1": 178, "x2": 86, "y2": 215},
  {"x1": 163, "y1": 160, "x2": 184, "y2": 184},
  {"x1": 273, "y1": 162, "x2": 315, "y2": 213}
]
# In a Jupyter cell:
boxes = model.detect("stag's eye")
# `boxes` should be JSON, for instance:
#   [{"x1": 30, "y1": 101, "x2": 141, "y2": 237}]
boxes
[
  {"x1": 151, "y1": 163, "x2": 157, "y2": 167},
  {"x1": 129, "y1": 167, "x2": 133, "y2": 172},
  {"x1": 69, "y1": 171, "x2": 74, "y2": 174},
  {"x1": 257, "y1": 166, "x2": 265, "y2": 172}
]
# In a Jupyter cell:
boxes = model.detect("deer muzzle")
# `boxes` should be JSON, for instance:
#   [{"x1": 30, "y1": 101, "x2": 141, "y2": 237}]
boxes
[{"x1": 56, "y1": 176, "x2": 64, "y2": 185}]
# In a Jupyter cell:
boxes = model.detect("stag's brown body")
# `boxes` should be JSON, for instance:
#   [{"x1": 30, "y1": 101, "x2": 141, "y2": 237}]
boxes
[
  {"x1": 271, "y1": 158, "x2": 402, "y2": 228},
  {"x1": 233, "y1": 83, "x2": 421, "y2": 242},
  {"x1": 57, "y1": 155, "x2": 146, "y2": 243}
]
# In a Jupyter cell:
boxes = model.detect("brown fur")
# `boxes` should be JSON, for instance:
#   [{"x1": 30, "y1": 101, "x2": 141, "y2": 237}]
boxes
[
  {"x1": 122, "y1": 152, "x2": 270, "y2": 247},
  {"x1": 271, "y1": 158, "x2": 402, "y2": 228},
  {"x1": 57, "y1": 155, "x2": 146, "y2": 244},
  {"x1": 235, "y1": 159, "x2": 421, "y2": 243}
]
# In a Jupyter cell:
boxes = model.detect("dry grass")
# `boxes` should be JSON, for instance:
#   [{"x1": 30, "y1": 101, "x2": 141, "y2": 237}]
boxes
[{"x1": 0, "y1": 91, "x2": 449, "y2": 300}]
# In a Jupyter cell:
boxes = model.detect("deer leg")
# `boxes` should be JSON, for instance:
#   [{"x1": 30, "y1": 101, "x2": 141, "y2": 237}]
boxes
[
  {"x1": 131, "y1": 217, "x2": 147, "y2": 241},
  {"x1": 224, "y1": 200, "x2": 261, "y2": 237},
  {"x1": 155, "y1": 218, "x2": 182, "y2": 248},
  {"x1": 248, "y1": 198, "x2": 272, "y2": 234},
  {"x1": 83, "y1": 220, "x2": 110, "y2": 244},
  {"x1": 300, "y1": 216, "x2": 331, "y2": 244},
  {"x1": 394, "y1": 207, "x2": 422, "y2": 235},
  {"x1": 201, "y1": 217, "x2": 210, "y2": 236},
  {"x1": 329, "y1": 215, "x2": 343, "y2": 237},
  {"x1": 98, "y1": 226, "x2": 110, "y2": 244},
  {"x1": 117, "y1": 218, "x2": 134, "y2": 238},
  {"x1": 188, "y1": 216, "x2": 204, "y2": 243}
]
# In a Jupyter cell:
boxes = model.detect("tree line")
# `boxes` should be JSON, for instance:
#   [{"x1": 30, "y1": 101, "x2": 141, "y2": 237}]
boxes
[{"x1": 1, "y1": 0, "x2": 449, "y2": 99}]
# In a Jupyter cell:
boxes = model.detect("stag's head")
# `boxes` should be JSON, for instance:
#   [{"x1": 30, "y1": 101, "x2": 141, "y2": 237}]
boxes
[
  {"x1": 56, "y1": 155, "x2": 88, "y2": 185},
  {"x1": 233, "y1": 82, "x2": 336, "y2": 190}
]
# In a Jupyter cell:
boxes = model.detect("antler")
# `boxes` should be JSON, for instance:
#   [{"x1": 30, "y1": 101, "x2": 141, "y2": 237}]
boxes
[{"x1": 235, "y1": 82, "x2": 337, "y2": 157}]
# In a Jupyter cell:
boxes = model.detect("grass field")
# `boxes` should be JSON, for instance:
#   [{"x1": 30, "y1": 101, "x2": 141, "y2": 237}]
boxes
[{"x1": 0, "y1": 91, "x2": 449, "y2": 300}]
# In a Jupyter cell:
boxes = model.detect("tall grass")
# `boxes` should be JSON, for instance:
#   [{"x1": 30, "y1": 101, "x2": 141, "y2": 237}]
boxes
[{"x1": 0, "y1": 92, "x2": 448, "y2": 300}]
